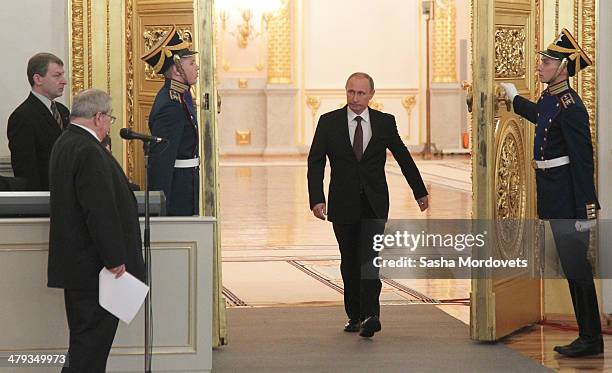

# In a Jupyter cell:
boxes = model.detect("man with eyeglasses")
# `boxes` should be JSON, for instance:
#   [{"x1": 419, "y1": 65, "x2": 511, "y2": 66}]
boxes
[
  {"x1": 7, "y1": 52, "x2": 69, "y2": 190},
  {"x1": 307, "y1": 72, "x2": 429, "y2": 338},
  {"x1": 48, "y1": 89, "x2": 145, "y2": 372}
]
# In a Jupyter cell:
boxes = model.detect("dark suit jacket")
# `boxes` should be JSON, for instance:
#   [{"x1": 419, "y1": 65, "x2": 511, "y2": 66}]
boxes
[
  {"x1": 48, "y1": 125, "x2": 145, "y2": 289},
  {"x1": 7, "y1": 93, "x2": 69, "y2": 190},
  {"x1": 308, "y1": 106, "x2": 428, "y2": 223}
]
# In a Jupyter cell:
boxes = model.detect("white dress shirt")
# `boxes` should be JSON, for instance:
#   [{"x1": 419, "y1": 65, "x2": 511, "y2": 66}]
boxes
[
  {"x1": 31, "y1": 90, "x2": 54, "y2": 114},
  {"x1": 72, "y1": 123, "x2": 101, "y2": 142},
  {"x1": 347, "y1": 107, "x2": 372, "y2": 150}
]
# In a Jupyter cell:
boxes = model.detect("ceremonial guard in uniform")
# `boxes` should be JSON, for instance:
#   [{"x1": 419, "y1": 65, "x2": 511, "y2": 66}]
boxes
[
  {"x1": 141, "y1": 26, "x2": 199, "y2": 215},
  {"x1": 502, "y1": 28, "x2": 603, "y2": 357}
]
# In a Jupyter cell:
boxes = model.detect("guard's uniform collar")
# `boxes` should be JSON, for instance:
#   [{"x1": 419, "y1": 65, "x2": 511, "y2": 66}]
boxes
[
  {"x1": 548, "y1": 80, "x2": 570, "y2": 96},
  {"x1": 168, "y1": 79, "x2": 189, "y2": 93}
]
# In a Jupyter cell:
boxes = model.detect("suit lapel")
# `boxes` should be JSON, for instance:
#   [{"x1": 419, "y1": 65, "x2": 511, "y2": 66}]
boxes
[
  {"x1": 27, "y1": 93, "x2": 62, "y2": 132},
  {"x1": 362, "y1": 108, "x2": 379, "y2": 160},
  {"x1": 336, "y1": 106, "x2": 353, "y2": 155}
]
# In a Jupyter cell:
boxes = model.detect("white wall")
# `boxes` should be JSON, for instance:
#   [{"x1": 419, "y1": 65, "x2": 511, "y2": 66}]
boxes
[
  {"x1": 302, "y1": 0, "x2": 423, "y2": 146},
  {"x1": 0, "y1": 1, "x2": 69, "y2": 159},
  {"x1": 304, "y1": 0, "x2": 419, "y2": 89}
]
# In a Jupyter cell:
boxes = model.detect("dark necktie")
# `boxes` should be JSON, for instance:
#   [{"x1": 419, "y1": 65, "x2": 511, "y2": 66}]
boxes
[
  {"x1": 50, "y1": 101, "x2": 62, "y2": 129},
  {"x1": 353, "y1": 116, "x2": 363, "y2": 161}
]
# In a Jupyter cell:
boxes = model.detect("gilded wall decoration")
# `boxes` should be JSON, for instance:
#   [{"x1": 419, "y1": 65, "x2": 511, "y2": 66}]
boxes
[
  {"x1": 106, "y1": 0, "x2": 111, "y2": 93},
  {"x1": 71, "y1": 0, "x2": 85, "y2": 95},
  {"x1": 87, "y1": 0, "x2": 92, "y2": 88},
  {"x1": 495, "y1": 27, "x2": 526, "y2": 79},
  {"x1": 143, "y1": 26, "x2": 193, "y2": 81},
  {"x1": 432, "y1": 0, "x2": 457, "y2": 83},
  {"x1": 306, "y1": 95, "x2": 321, "y2": 130},
  {"x1": 368, "y1": 98, "x2": 384, "y2": 112},
  {"x1": 70, "y1": 0, "x2": 100, "y2": 93},
  {"x1": 235, "y1": 130, "x2": 251, "y2": 145},
  {"x1": 580, "y1": 0, "x2": 596, "y2": 153},
  {"x1": 125, "y1": 0, "x2": 135, "y2": 180},
  {"x1": 267, "y1": 0, "x2": 291, "y2": 84},
  {"x1": 402, "y1": 95, "x2": 417, "y2": 139},
  {"x1": 495, "y1": 121, "x2": 527, "y2": 259}
]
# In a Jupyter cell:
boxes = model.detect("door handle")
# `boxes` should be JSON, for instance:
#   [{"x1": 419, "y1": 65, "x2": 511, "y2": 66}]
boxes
[
  {"x1": 494, "y1": 85, "x2": 512, "y2": 112},
  {"x1": 461, "y1": 80, "x2": 473, "y2": 113}
]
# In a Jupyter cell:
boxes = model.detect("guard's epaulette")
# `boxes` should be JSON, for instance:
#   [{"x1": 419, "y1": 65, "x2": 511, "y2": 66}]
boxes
[
  {"x1": 169, "y1": 79, "x2": 189, "y2": 103},
  {"x1": 548, "y1": 80, "x2": 575, "y2": 109},
  {"x1": 559, "y1": 92, "x2": 575, "y2": 109}
]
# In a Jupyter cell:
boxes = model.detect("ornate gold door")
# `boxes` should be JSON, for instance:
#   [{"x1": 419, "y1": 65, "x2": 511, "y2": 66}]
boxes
[
  {"x1": 126, "y1": 0, "x2": 226, "y2": 346},
  {"x1": 470, "y1": 0, "x2": 541, "y2": 341}
]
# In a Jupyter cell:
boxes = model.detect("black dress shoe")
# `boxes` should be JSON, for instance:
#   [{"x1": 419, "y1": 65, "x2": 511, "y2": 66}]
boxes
[
  {"x1": 554, "y1": 336, "x2": 604, "y2": 357},
  {"x1": 344, "y1": 319, "x2": 360, "y2": 333},
  {"x1": 359, "y1": 316, "x2": 381, "y2": 338}
]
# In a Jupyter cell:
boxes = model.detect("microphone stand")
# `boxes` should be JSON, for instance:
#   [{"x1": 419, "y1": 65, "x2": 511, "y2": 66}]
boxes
[{"x1": 143, "y1": 141, "x2": 153, "y2": 373}]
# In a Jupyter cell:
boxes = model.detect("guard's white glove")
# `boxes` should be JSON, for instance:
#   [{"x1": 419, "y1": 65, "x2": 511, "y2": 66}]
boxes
[
  {"x1": 575, "y1": 219, "x2": 597, "y2": 232},
  {"x1": 500, "y1": 83, "x2": 518, "y2": 103}
]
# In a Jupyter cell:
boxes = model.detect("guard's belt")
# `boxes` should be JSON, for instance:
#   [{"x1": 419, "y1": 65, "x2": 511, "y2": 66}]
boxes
[
  {"x1": 532, "y1": 156, "x2": 570, "y2": 170},
  {"x1": 174, "y1": 158, "x2": 199, "y2": 168}
]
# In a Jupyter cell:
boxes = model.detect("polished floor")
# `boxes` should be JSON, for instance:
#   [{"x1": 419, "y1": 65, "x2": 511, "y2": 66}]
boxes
[{"x1": 219, "y1": 155, "x2": 610, "y2": 372}]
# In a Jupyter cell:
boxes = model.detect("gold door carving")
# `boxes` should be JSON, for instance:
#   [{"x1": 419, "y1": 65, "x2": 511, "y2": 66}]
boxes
[
  {"x1": 494, "y1": 119, "x2": 527, "y2": 260},
  {"x1": 495, "y1": 27, "x2": 526, "y2": 79},
  {"x1": 125, "y1": 0, "x2": 194, "y2": 186}
]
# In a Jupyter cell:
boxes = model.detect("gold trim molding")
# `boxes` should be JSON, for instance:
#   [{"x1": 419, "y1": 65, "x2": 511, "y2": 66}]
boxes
[
  {"x1": 71, "y1": 0, "x2": 88, "y2": 96},
  {"x1": 125, "y1": 0, "x2": 135, "y2": 181},
  {"x1": 579, "y1": 0, "x2": 597, "y2": 156}
]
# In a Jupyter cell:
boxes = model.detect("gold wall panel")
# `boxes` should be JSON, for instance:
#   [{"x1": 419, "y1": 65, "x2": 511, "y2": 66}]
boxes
[
  {"x1": 432, "y1": 0, "x2": 457, "y2": 83},
  {"x1": 267, "y1": 0, "x2": 292, "y2": 83}
]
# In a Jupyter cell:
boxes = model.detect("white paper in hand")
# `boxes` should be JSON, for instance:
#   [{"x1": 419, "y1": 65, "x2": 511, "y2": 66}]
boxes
[{"x1": 99, "y1": 268, "x2": 149, "y2": 324}]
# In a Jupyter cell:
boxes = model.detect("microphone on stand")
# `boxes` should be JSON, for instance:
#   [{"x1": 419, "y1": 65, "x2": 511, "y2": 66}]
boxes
[
  {"x1": 119, "y1": 126, "x2": 163, "y2": 372},
  {"x1": 120, "y1": 128, "x2": 167, "y2": 143}
]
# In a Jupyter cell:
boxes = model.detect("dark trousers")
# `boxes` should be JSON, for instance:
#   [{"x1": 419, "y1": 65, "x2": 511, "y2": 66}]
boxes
[
  {"x1": 332, "y1": 193, "x2": 384, "y2": 320},
  {"x1": 550, "y1": 220, "x2": 602, "y2": 339},
  {"x1": 62, "y1": 289, "x2": 119, "y2": 373}
]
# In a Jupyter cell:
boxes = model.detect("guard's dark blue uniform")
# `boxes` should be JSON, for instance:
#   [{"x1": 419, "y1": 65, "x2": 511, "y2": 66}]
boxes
[
  {"x1": 148, "y1": 79, "x2": 199, "y2": 216},
  {"x1": 513, "y1": 79, "x2": 602, "y2": 346},
  {"x1": 514, "y1": 79, "x2": 599, "y2": 220}
]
